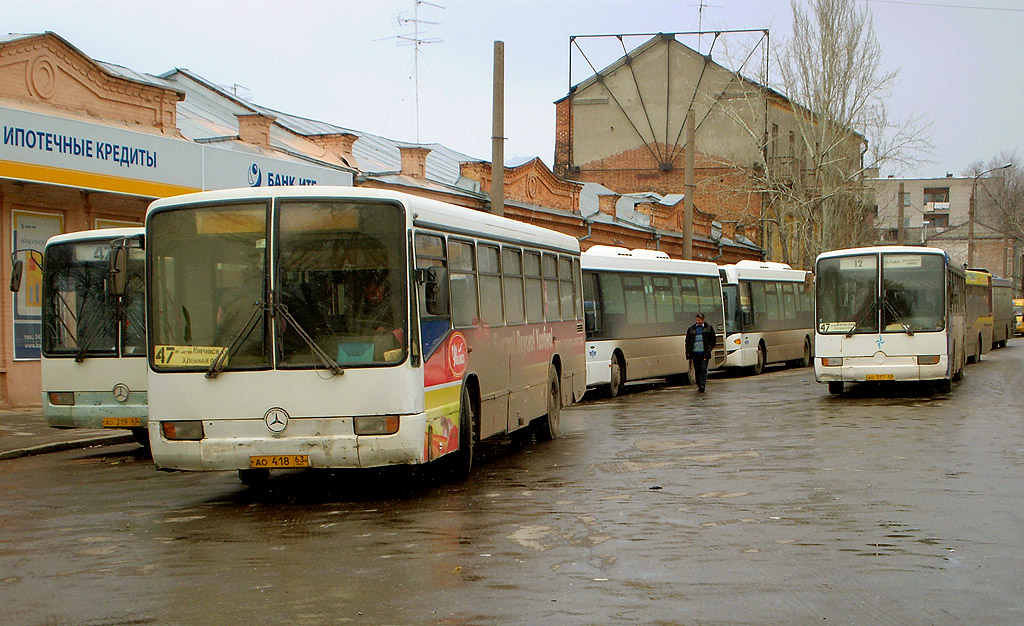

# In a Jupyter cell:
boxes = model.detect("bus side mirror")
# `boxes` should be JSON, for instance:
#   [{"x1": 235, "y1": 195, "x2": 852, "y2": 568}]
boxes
[
  {"x1": 109, "y1": 245, "x2": 128, "y2": 296},
  {"x1": 9, "y1": 259, "x2": 23, "y2": 293},
  {"x1": 422, "y1": 266, "x2": 449, "y2": 316}
]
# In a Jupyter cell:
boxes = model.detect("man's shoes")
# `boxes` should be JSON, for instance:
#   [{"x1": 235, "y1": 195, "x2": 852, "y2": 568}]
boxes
[{"x1": 698, "y1": 386, "x2": 705, "y2": 393}]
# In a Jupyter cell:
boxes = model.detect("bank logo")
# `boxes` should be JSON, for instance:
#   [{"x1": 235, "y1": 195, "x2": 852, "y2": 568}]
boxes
[{"x1": 247, "y1": 163, "x2": 262, "y2": 187}]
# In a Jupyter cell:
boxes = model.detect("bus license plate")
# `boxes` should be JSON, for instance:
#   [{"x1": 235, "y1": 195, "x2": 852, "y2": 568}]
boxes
[
  {"x1": 102, "y1": 417, "x2": 142, "y2": 428},
  {"x1": 250, "y1": 455, "x2": 310, "y2": 469},
  {"x1": 865, "y1": 374, "x2": 895, "y2": 381}
]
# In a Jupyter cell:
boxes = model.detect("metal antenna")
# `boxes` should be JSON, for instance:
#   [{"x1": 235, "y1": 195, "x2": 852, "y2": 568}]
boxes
[
  {"x1": 688, "y1": 1, "x2": 722, "y2": 52},
  {"x1": 395, "y1": 0, "x2": 444, "y2": 143}
]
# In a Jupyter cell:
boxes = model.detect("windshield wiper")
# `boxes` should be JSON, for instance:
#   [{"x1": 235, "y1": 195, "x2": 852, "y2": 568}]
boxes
[
  {"x1": 882, "y1": 297, "x2": 915, "y2": 336},
  {"x1": 274, "y1": 303, "x2": 343, "y2": 377},
  {"x1": 845, "y1": 301, "x2": 878, "y2": 338},
  {"x1": 205, "y1": 300, "x2": 264, "y2": 379},
  {"x1": 74, "y1": 305, "x2": 109, "y2": 362}
]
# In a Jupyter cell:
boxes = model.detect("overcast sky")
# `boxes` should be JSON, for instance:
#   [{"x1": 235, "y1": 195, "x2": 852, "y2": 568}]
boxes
[{"x1": 6, "y1": 0, "x2": 1022, "y2": 179}]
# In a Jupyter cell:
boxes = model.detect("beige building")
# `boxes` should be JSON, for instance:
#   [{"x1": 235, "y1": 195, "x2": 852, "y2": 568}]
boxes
[
  {"x1": 869, "y1": 174, "x2": 1021, "y2": 289},
  {"x1": 555, "y1": 33, "x2": 866, "y2": 265}
]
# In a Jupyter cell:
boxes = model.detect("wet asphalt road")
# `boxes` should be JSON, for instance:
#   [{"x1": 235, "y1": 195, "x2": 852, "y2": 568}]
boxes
[{"x1": 2, "y1": 346, "x2": 1024, "y2": 626}]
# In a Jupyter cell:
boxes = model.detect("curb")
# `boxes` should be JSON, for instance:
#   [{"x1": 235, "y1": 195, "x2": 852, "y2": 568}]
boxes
[{"x1": 0, "y1": 433, "x2": 136, "y2": 461}]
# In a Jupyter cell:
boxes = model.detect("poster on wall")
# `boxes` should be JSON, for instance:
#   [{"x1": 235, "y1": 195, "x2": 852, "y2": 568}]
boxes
[{"x1": 12, "y1": 210, "x2": 63, "y2": 360}]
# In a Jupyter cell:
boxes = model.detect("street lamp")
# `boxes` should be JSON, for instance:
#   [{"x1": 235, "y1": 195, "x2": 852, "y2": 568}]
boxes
[{"x1": 968, "y1": 163, "x2": 1013, "y2": 267}]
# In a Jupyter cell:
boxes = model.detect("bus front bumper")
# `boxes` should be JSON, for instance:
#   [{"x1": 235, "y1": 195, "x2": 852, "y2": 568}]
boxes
[
  {"x1": 43, "y1": 391, "x2": 148, "y2": 430},
  {"x1": 149, "y1": 413, "x2": 428, "y2": 472},
  {"x1": 814, "y1": 356, "x2": 949, "y2": 383}
]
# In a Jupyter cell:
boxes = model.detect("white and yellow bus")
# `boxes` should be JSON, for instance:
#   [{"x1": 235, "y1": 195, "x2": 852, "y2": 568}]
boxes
[
  {"x1": 990, "y1": 275, "x2": 1014, "y2": 349},
  {"x1": 14, "y1": 228, "x2": 149, "y2": 446},
  {"x1": 814, "y1": 246, "x2": 967, "y2": 394},
  {"x1": 581, "y1": 246, "x2": 725, "y2": 397},
  {"x1": 143, "y1": 187, "x2": 585, "y2": 482},
  {"x1": 719, "y1": 260, "x2": 814, "y2": 375}
]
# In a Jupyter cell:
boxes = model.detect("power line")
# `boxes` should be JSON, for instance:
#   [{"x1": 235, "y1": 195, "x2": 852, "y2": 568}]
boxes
[{"x1": 865, "y1": 0, "x2": 1024, "y2": 12}]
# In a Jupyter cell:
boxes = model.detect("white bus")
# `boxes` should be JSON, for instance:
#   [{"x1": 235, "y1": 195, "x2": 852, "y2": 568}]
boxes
[
  {"x1": 16, "y1": 228, "x2": 148, "y2": 446},
  {"x1": 719, "y1": 260, "x2": 814, "y2": 375},
  {"x1": 142, "y1": 187, "x2": 585, "y2": 483},
  {"x1": 814, "y1": 246, "x2": 967, "y2": 394},
  {"x1": 581, "y1": 245, "x2": 725, "y2": 397}
]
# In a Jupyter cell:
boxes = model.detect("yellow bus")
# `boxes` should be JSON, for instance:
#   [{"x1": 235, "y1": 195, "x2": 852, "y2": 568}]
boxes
[{"x1": 964, "y1": 269, "x2": 993, "y2": 363}]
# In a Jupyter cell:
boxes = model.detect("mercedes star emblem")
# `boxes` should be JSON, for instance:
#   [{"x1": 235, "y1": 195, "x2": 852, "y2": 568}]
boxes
[
  {"x1": 112, "y1": 383, "x2": 130, "y2": 403},
  {"x1": 264, "y1": 407, "x2": 289, "y2": 433}
]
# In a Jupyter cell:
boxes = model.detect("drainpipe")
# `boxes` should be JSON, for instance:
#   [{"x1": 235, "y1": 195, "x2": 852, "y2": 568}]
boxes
[
  {"x1": 709, "y1": 240, "x2": 724, "y2": 262},
  {"x1": 577, "y1": 220, "x2": 593, "y2": 242}
]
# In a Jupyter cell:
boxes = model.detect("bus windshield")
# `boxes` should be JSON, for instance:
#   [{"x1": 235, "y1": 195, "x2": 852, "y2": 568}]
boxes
[
  {"x1": 277, "y1": 199, "x2": 407, "y2": 368},
  {"x1": 43, "y1": 238, "x2": 145, "y2": 358},
  {"x1": 149, "y1": 199, "x2": 407, "y2": 372},
  {"x1": 817, "y1": 253, "x2": 945, "y2": 335}
]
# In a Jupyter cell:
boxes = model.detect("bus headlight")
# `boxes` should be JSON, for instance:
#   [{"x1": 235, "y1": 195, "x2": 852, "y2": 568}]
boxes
[
  {"x1": 917, "y1": 355, "x2": 940, "y2": 365},
  {"x1": 354, "y1": 416, "x2": 400, "y2": 436},
  {"x1": 821, "y1": 357, "x2": 843, "y2": 367},
  {"x1": 161, "y1": 421, "x2": 205, "y2": 441},
  {"x1": 48, "y1": 392, "x2": 75, "y2": 406}
]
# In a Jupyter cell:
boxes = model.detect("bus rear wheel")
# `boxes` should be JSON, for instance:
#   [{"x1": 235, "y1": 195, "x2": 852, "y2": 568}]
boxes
[
  {"x1": 534, "y1": 365, "x2": 561, "y2": 441},
  {"x1": 799, "y1": 338, "x2": 811, "y2": 368}
]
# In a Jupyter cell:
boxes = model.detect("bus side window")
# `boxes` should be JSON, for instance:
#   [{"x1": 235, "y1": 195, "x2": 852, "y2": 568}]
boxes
[
  {"x1": 449, "y1": 239, "x2": 478, "y2": 328},
  {"x1": 415, "y1": 233, "x2": 450, "y2": 358},
  {"x1": 582, "y1": 271, "x2": 602, "y2": 337},
  {"x1": 524, "y1": 251, "x2": 544, "y2": 323}
]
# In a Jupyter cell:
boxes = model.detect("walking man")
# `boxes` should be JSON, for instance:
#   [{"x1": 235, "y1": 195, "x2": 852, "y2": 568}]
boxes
[{"x1": 685, "y1": 312, "x2": 716, "y2": 393}]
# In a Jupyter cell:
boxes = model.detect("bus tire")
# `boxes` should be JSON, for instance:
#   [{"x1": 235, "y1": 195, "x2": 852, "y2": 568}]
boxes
[
  {"x1": 750, "y1": 343, "x2": 766, "y2": 376},
  {"x1": 828, "y1": 381, "x2": 843, "y2": 395},
  {"x1": 535, "y1": 364, "x2": 561, "y2": 442},
  {"x1": 447, "y1": 383, "x2": 475, "y2": 480},
  {"x1": 975, "y1": 336, "x2": 983, "y2": 363},
  {"x1": 606, "y1": 355, "x2": 624, "y2": 398}
]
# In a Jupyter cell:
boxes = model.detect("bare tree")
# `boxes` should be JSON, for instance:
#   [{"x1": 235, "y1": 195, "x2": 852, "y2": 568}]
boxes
[
  {"x1": 966, "y1": 152, "x2": 1024, "y2": 279},
  {"x1": 705, "y1": 0, "x2": 931, "y2": 269}
]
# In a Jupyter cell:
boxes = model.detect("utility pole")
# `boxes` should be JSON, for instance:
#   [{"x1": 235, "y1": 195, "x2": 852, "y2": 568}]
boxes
[
  {"x1": 492, "y1": 41, "x2": 505, "y2": 217},
  {"x1": 683, "y1": 109, "x2": 695, "y2": 259},
  {"x1": 897, "y1": 182, "x2": 905, "y2": 245}
]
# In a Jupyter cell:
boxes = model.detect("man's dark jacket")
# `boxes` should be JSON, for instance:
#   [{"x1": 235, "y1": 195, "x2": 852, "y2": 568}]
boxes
[{"x1": 685, "y1": 323, "x2": 717, "y2": 360}]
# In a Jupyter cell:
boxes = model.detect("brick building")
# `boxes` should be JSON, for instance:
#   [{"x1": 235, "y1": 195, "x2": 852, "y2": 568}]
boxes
[{"x1": 555, "y1": 33, "x2": 864, "y2": 265}]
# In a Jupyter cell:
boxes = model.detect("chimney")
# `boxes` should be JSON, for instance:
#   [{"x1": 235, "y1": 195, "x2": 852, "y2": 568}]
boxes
[
  {"x1": 310, "y1": 133, "x2": 359, "y2": 168},
  {"x1": 400, "y1": 146, "x2": 431, "y2": 179},
  {"x1": 236, "y1": 113, "x2": 275, "y2": 149},
  {"x1": 598, "y1": 193, "x2": 619, "y2": 217}
]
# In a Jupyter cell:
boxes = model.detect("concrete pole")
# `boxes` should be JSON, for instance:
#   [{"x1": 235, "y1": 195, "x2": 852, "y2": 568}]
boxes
[
  {"x1": 683, "y1": 109, "x2": 695, "y2": 259},
  {"x1": 897, "y1": 182, "x2": 905, "y2": 246},
  {"x1": 491, "y1": 41, "x2": 505, "y2": 217}
]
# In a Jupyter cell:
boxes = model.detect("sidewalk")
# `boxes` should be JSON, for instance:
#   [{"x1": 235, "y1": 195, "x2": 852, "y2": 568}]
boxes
[{"x1": 0, "y1": 406, "x2": 136, "y2": 461}]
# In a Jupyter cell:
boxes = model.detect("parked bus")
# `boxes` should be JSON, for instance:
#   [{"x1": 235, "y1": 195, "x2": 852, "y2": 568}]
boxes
[
  {"x1": 142, "y1": 187, "x2": 585, "y2": 482},
  {"x1": 11, "y1": 228, "x2": 148, "y2": 446},
  {"x1": 719, "y1": 260, "x2": 814, "y2": 375},
  {"x1": 1014, "y1": 299, "x2": 1024, "y2": 336},
  {"x1": 964, "y1": 269, "x2": 994, "y2": 363},
  {"x1": 581, "y1": 246, "x2": 725, "y2": 397},
  {"x1": 814, "y1": 246, "x2": 966, "y2": 394},
  {"x1": 990, "y1": 275, "x2": 1014, "y2": 349}
]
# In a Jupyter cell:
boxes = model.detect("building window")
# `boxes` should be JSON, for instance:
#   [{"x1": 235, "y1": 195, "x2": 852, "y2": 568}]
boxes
[{"x1": 923, "y1": 187, "x2": 949, "y2": 204}]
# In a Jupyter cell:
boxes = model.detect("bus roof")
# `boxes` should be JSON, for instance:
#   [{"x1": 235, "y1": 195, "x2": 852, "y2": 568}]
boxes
[
  {"x1": 46, "y1": 226, "x2": 144, "y2": 249},
  {"x1": 719, "y1": 261, "x2": 809, "y2": 283},
  {"x1": 815, "y1": 246, "x2": 950, "y2": 262},
  {"x1": 581, "y1": 245, "x2": 720, "y2": 276},
  {"x1": 147, "y1": 186, "x2": 581, "y2": 255}
]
